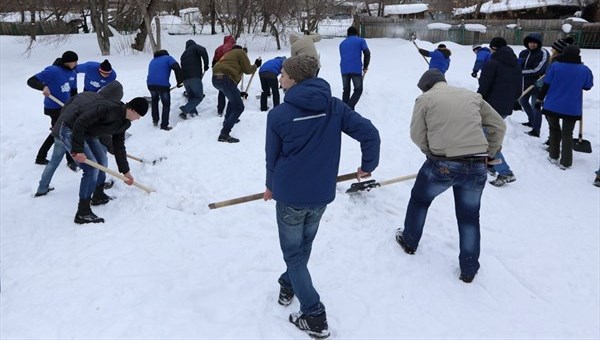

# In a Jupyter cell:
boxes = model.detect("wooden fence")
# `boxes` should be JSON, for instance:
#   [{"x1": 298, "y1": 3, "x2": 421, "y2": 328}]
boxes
[{"x1": 0, "y1": 21, "x2": 78, "y2": 35}]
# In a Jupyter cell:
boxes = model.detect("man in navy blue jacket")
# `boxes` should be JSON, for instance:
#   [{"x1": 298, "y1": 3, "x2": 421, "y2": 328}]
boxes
[
  {"x1": 264, "y1": 55, "x2": 380, "y2": 338},
  {"x1": 339, "y1": 26, "x2": 370, "y2": 109},
  {"x1": 179, "y1": 40, "x2": 209, "y2": 119},
  {"x1": 146, "y1": 50, "x2": 183, "y2": 131}
]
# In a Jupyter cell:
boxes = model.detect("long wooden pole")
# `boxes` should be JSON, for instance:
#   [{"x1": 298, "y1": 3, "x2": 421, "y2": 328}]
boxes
[{"x1": 83, "y1": 159, "x2": 155, "y2": 193}]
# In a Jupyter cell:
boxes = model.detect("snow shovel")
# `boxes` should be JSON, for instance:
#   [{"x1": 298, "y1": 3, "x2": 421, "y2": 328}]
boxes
[
  {"x1": 82, "y1": 159, "x2": 155, "y2": 193},
  {"x1": 573, "y1": 118, "x2": 592, "y2": 153},
  {"x1": 241, "y1": 60, "x2": 260, "y2": 100},
  {"x1": 127, "y1": 154, "x2": 167, "y2": 165},
  {"x1": 410, "y1": 33, "x2": 429, "y2": 66},
  {"x1": 346, "y1": 173, "x2": 417, "y2": 194},
  {"x1": 208, "y1": 171, "x2": 360, "y2": 209}
]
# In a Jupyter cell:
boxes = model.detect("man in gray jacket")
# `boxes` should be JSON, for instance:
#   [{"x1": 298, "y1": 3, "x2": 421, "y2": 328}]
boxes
[{"x1": 396, "y1": 69, "x2": 506, "y2": 283}]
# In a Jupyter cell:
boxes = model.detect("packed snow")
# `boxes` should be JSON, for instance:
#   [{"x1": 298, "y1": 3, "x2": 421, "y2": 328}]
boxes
[{"x1": 1, "y1": 31, "x2": 599, "y2": 339}]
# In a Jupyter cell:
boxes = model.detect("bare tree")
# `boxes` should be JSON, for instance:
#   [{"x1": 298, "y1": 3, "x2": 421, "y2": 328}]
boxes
[
  {"x1": 88, "y1": 0, "x2": 111, "y2": 55},
  {"x1": 131, "y1": 0, "x2": 159, "y2": 52}
]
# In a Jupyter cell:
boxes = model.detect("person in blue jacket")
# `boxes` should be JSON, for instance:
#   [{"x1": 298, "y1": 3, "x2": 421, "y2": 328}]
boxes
[
  {"x1": 418, "y1": 44, "x2": 451, "y2": 75},
  {"x1": 537, "y1": 45, "x2": 593, "y2": 170},
  {"x1": 471, "y1": 44, "x2": 491, "y2": 78},
  {"x1": 263, "y1": 55, "x2": 380, "y2": 339},
  {"x1": 146, "y1": 50, "x2": 183, "y2": 131},
  {"x1": 76, "y1": 59, "x2": 117, "y2": 92},
  {"x1": 339, "y1": 26, "x2": 370, "y2": 109},
  {"x1": 27, "y1": 50, "x2": 79, "y2": 170},
  {"x1": 258, "y1": 56, "x2": 285, "y2": 111},
  {"x1": 518, "y1": 32, "x2": 550, "y2": 137}
]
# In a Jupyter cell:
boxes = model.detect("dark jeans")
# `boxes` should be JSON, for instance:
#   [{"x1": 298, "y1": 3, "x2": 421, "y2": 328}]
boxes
[
  {"x1": 259, "y1": 72, "x2": 280, "y2": 111},
  {"x1": 342, "y1": 73, "x2": 363, "y2": 110},
  {"x1": 519, "y1": 88, "x2": 542, "y2": 133},
  {"x1": 150, "y1": 90, "x2": 171, "y2": 129},
  {"x1": 217, "y1": 91, "x2": 226, "y2": 114},
  {"x1": 277, "y1": 202, "x2": 327, "y2": 316},
  {"x1": 212, "y1": 75, "x2": 244, "y2": 136},
  {"x1": 38, "y1": 107, "x2": 74, "y2": 165},
  {"x1": 181, "y1": 77, "x2": 204, "y2": 115},
  {"x1": 403, "y1": 158, "x2": 487, "y2": 277},
  {"x1": 547, "y1": 115, "x2": 577, "y2": 167}
]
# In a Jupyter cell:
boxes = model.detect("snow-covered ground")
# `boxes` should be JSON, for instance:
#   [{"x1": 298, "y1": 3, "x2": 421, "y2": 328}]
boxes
[{"x1": 1, "y1": 32, "x2": 599, "y2": 339}]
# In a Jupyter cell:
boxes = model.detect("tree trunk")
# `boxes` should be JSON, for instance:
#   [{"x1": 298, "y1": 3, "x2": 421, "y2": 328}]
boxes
[
  {"x1": 210, "y1": 0, "x2": 216, "y2": 34},
  {"x1": 474, "y1": 0, "x2": 484, "y2": 19},
  {"x1": 131, "y1": 0, "x2": 158, "y2": 52},
  {"x1": 154, "y1": 17, "x2": 161, "y2": 51},
  {"x1": 89, "y1": 0, "x2": 111, "y2": 55}
]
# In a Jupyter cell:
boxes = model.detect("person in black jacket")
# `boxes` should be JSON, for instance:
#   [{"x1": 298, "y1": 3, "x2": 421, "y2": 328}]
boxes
[
  {"x1": 59, "y1": 89, "x2": 149, "y2": 224},
  {"x1": 477, "y1": 37, "x2": 521, "y2": 187},
  {"x1": 179, "y1": 39, "x2": 209, "y2": 119}
]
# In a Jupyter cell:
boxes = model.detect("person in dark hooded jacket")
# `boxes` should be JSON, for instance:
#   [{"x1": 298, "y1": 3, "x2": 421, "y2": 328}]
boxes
[
  {"x1": 27, "y1": 51, "x2": 79, "y2": 169},
  {"x1": 418, "y1": 44, "x2": 451, "y2": 75},
  {"x1": 59, "y1": 86, "x2": 149, "y2": 224},
  {"x1": 478, "y1": 37, "x2": 522, "y2": 187},
  {"x1": 518, "y1": 32, "x2": 550, "y2": 136},
  {"x1": 212, "y1": 35, "x2": 236, "y2": 116},
  {"x1": 179, "y1": 39, "x2": 209, "y2": 119},
  {"x1": 537, "y1": 45, "x2": 594, "y2": 170},
  {"x1": 146, "y1": 50, "x2": 183, "y2": 131},
  {"x1": 264, "y1": 55, "x2": 380, "y2": 339}
]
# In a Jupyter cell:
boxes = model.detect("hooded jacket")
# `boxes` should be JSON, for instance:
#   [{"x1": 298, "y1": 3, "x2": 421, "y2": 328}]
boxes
[
  {"x1": 290, "y1": 33, "x2": 321, "y2": 67},
  {"x1": 59, "y1": 81, "x2": 132, "y2": 174},
  {"x1": 180, "y1": 39, "x2": 209, "y2": 80},
  {"x1": 411, "y1": 75, "x2": 505, "y2": 158},
  {"x1": 146, "y1": 50, "x2": 183, "y2": 90},
  {"x1": 76, "y1": 61, "x2": 117, "y2": 92},
  {"x1": 212, "y1": 35, "x2": 236, "y2": 67},
  {"x1": 518, "y1": 32, "x2": 550, "y2": 89},
  {"x1": 419, "y1": 47, "x2": 452, "y2": 74},
  {"x1": 472, "y1": 47, "x2": 491, "y2": 73},
  {"x1": 27, "y1": 58, "x2": 78, "y2": 109},
  {"x1": 265, "y1": 77, "x2": 380, "y2": 207},
  {"x1": 212, "y1": 48, "x2": 256, "y2": 84},
  {"x1": 477, "y1": 45, "x2": 522, "y2": 117}
]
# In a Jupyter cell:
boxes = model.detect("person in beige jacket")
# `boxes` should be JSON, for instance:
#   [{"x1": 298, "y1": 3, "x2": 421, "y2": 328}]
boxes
[
  {"x1": 290, "y1": 31, "x2": 321, "y2": 75},
  {"x1": 395, "y1": 69, "x2": 506, "y2": 284}
]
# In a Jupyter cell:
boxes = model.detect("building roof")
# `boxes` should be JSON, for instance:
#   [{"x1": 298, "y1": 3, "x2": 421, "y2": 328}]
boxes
[
  {"x1": 384, "y1": 4, "x2": 429, "y2": 15},
  {"x1": 454, "y1": 0, "x2": 590, "y2": 15}
]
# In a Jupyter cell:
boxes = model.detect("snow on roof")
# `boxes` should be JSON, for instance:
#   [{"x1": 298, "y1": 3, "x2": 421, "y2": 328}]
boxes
[
  {"x1": 384, "y1": 4, "x2": 429, "y2": 15},
  {"x1": 179, "y1": 7, "x2": 200, "y2": 15},
  {"x1": 464, "y1": 23, "x2": 487, "y2": 33},
  {"x1": 428, "y1": 23, "x2": 452, "y2": 30},
  {"x1": 454, "y1": 0, "x2": 588, "y2": 15}
]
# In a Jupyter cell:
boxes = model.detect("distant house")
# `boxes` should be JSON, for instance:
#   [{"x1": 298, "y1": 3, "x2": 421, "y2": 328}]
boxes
[
  {"x1": 179, "y1": 7, "x2": 201, "y2": 24},
  {"x1": 384, "y1": 4, "x2": 430, "y2": 19},
  {"x1": 453, "y1": 0, "x2": 595, "y2": 19}
]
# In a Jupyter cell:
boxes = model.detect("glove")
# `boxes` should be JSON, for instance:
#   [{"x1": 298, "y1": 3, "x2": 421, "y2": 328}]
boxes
[
  {"x1": 534, "y1": 100, "x2": 542, "y2": 110},
  {"x1": 177, "y1": 83, "x2": 184, "y2": 88},
  {"x1": 240, "y1": 92, "x2": 248, "y2": 99},
  {"x1": 513, "y1": 101, "x2": 522, "y2": 111},
  {"x1": 471, "y1": 72, "x2": 478, "y2": 78},
  {"x1": 535, "y1": 79, "x2": 544, "y2": 88},
  {"x1": 254, "y1": 58, "x2": 262, "y2": 67}
]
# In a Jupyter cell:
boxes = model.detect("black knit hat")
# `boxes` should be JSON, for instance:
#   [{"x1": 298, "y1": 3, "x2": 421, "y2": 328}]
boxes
[
  {"x1": 552, "y1": 37, "x2": 574, "y2": 53},
  {"x1": 347, "y1": 26, "x2": 358, "y2": 36},
  {"x1": 127, "y1": 97, "x2": 149, "y2": 116},
  {"x1": 62, "y1": 50, "x2": 78, "y2": 63},
  {"x1": 489, "y1": 37, "x2": 507, "y2": 50},
  {"x1": 438, "y1": 44, "x2": 447, "y2": 49},
  {"x1": 99, "y1": 59, "x2": 112, "y2": 73},
  {"x1": 283, "y1": 55, "x2": 319, "y2": 83}
]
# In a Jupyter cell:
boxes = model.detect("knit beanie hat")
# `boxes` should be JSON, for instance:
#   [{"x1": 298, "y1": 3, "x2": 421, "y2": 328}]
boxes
[
  {"x1": 551, "y1": 37, "x2": 574, "y2": 53},
  {"x1": 99, "y1": 59, "x2": 112, "y2": 73},
  {"x1": 472, "y1": 44, "x2": 482, "y2": 51},
  {"x1": 127, "y1": 97, "x2": 149, "y2": 116},
  {"x1": 347, "y1": 26, "x2": 358, "y2": 36},
  {"x1": 62, "y1": 50, "x2": 78, "y2": 63},
  {"x1": 489, "y1": 37, "x2": 507, "y2": 50},
  {"x1": 562, "y1": 44, "x2": 581, "y2": 58},
  {"x1": 417, "y1": 69, "x2": 446, "y2": 92},
  {"x1": 438, "y1": 44, "x2": 447, "y2": 49},
  {"x1": 282, "y1": 55, "x2": 319, "y2": 83}
]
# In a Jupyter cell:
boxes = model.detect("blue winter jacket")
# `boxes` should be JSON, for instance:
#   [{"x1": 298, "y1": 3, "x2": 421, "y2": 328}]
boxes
[
  {"x1": 265, "y1": 77, "x2": 380, "y2": 207},
  {"x1": 339, "y1": 36, "x2": 370, "y2": 75},
  {"x1": 259, "y1": 57, "x2": 285, "y2": 76},
  {"x1": 472, "y1": 47, "x2": 491, "y2": 74},
  {"x1": 33, "y1": 58, "x2": 77, "y2": 109},
  {"x1": 76, "y1": 61, "x2": 117, "y2": 92},
  {"x1": 420, "y1": 48, "x2": 451, "y2": 75},
  {"x1": 146, "y1": 50, "x2": 182, "y2": 90},
  {"x1": 518, "y1": 33, "x2": 550, "y2": 89},
  {"x1": 541, "y1": 57, "x2": 594, "y2": 118}
]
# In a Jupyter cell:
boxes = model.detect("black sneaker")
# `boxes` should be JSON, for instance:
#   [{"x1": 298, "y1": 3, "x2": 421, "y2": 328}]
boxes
[
  {"x1": 160, "y1": 126, "x2": 173, "y2": 131},
  {"x1": 395, "y1": 229, "x2": 416, "y2": 255},
  {"x1": 91, "y1": 194, "x2": 113, "y2": 206},
  {"x1": 153, "y1": 121, "x2": 159, "y2": 127},
  {"x1": 289, "y1": 312, "x2": 330, "y2": 339},
  {"x1": 74, "y1": 212, "x2": 105, "y2": 224},
  {"x1": 217, "y1": 112, "x2": 223, "y2": 117},
  {"x1": 521, "y1": 122, "x2": 532, "y2": 127},
  {"x1": 218, "y1": 134, "x2": 240, "y2": 143},
  {"x1": 594, "y1": 176, "x2": 600, "y2": 188},
  {"x1": 34, "y1": 187, "x2": 54, "y2": 197},
  {"x1": 35, "y1": 158, "x2": 49, "y2": 165},
  {"x1": 67, "y1": 162, "x2": 79, "y2": 172},
  {"x1": 278, "y1": 278, "x2": 294, "y2": 306},
  {"x1": 179, "y1": 113, "x2": 187, "y2": 120},
  {"x1": 525, "y1": 130, "x2": 540, "y2": 137},
  {"x1": 104, "y1": 180, "x2": 114, "y2": 190},
  {"x1": 489, "y1": 174, "x2": 516, "y2": 187},
  {"x1": 459, "y1": 273, "x2": 476, "y2": 283}
]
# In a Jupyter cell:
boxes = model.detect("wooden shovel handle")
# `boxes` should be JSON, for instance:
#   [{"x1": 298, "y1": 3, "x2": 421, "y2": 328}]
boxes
[{"x1": 83, "y1": 159, "x2": 155, "y2": 193}]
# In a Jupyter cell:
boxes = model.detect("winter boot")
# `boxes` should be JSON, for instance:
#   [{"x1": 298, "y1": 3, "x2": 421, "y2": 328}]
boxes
[
  {"x1": 459, "y1": 272, "x2": 476, "y2": 283},
  {"x1": 103, "y1": 180, "x2": 115, "y2": 190},
  {"x1": 289, "y1": 311, "x2": 330, "y2": 339},
  {"x1": 74, "y1": 199, "x2": 104, "y2": 224},
  {"x1": 91, "y1": 185, "x2": 113, "y2": 206},
  {"x1": 278, "y1": 278, "x2": 294, "y2": 306},
  {"x1": 594, "y1": 176, "x2": 600, "y2": 188},
  {"x1": 218, "y1": 134, "x2": 240, "y2": 143},
  {"x1": 395, "y1": 228, "x2": 416, "y2": 255},
  {"x1": 489, "y1": 173, "x2": 516, "y2": 187}
]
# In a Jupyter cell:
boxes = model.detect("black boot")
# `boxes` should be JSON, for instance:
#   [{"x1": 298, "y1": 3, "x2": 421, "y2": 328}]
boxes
[
  {"x1": 74, "y1": 199, "x2": 104, "y2": 224},
  {"x1": 91, "y1": 185, "x2": 112, "y2": 206}
]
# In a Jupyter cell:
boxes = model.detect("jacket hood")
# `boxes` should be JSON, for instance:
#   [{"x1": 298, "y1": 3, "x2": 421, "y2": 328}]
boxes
[
  {"x1": 438, "y1": 47, "x2": 451, "y2": 58},
  {"x1": 98, "y1": 81, "x2": 124, "y2": 102},
  {"x1": 153, "y1": 49, "x2": 169, "y2": 58},
  {"x1": 289, "y1": 34, "x2": 300, "y2": 44},
  {"x1": 491, "y1": 46, "x2": 518, "y2": 67},
  {"x1": 284, "y1": 77, "x2": 331, "y2": 112},
  {"x1": 53, "y1": 58, "x2": 72, "y2": 70},
  {"x1": 223, "y1": 35, "x2": 235, "y2": 45},
  {"x1": 185, "y1": 39, "x2": 196, "y2": 48},
  {"x1": 523, "y1": 32, "x2": 543, "y2": 48},
  {"x1": 417, "y1": 69, "x2": 446, "y2": 92}
]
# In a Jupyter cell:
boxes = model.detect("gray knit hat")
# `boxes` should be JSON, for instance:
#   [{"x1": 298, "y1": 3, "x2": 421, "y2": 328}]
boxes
[{"x1": 282, "y1": 55, "x2": 319, "y2": 83}]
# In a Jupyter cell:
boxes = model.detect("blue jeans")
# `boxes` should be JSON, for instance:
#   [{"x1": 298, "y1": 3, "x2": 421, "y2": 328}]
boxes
[
  {"x1": 276, "y1": 202, "x2": 327, "y2": 316},
  {"x1": 150, "y1": 90, "x2": 171, "y2": 129},
  {"x1": 403, "y1": 158, "x2": 487, "y2": 277},
  {"x1": 519, "y1": 88, "x2": 542, "y2": 133},
  {"x1": 486, "y1": 120, "x2": 513, "y2": 176},
  {"x1": 217, "y1": 91, "x2": 226, "y2": 114},
  {"x1": 37, "y1": 137, "x2": 67, "y2": 194},
  {"x1": 212, "y1": 75, "x2": 244, "y2": 136},
  {"x1": 341, "y1": 73, "x2": 363, "y2": 110},
  {"x1": 60, "y1": 126, "x2": 107, "y2": 200},
  {"x1": 181, "y1": 77, "x2": 204, "y2": 114}
]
